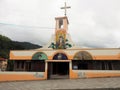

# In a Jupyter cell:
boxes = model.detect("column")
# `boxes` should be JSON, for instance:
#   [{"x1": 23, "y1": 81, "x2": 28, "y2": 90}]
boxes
[
  {"x1": 69, "y1": 60, "x2": 72, "y2": 78},
  {"x1": 45, "y1": 61, "x2": 48, "y2": 79}
]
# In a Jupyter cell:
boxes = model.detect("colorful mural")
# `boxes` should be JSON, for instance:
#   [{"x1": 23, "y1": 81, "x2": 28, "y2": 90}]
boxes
[
  {"x1": 32, "y1": 52, "x2": 48, "y2": 60},
  {"x1": 53, "y1": 53, "x2": 68, "y2": 60},
  {"x1": 56, "y1": 30, "x2": 66, "y2": 49},
  {"x1": 73, "y1": 51, "x2": 93, "y2": 60}
]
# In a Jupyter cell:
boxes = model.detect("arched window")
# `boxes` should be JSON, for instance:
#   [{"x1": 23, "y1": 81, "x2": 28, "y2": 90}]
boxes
[
  {"x1": 53, "y1": 53, "x2": 68, "y2": 60},
  {"x1": 73, "y1": 51, "x2": 93, "y2": 60},
  {"x1": 32, "y1": 52, "x2": 48, "y2": 60}
]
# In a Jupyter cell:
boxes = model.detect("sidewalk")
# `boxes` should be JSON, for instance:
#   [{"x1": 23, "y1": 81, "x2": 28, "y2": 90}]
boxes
[{"x1": 0, "y1": 77, "x2": 120, "y2": 90}]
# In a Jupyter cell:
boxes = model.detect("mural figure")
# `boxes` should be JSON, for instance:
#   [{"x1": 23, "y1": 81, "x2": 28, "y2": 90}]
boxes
[
  {"x1": 58, "y1": 36, "x2": 65, "y2": 49},
  {"x1": 32, "y1": 52, "x2": 48, "y2": 60},
  {"x1": 53, "y1": 53, "x2": 68, "y2": 60},
  {"x1": 73, "y1": 51, "x2": 93, "y2": 60},
  {"x1": 56, "y1": 30, "x2": 66, "y2": 49},
  {"x1": 38, "y1": 54, "x2": 42, "y2": 60}
]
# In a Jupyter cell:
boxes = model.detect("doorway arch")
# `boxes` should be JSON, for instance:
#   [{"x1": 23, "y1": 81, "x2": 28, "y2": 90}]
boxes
[
  {"x1": 48, "y1": 52, "x2": 69, "y2": 79},
  {"x1": 53, "y1": 53, "x2": 68, "y2": 60}
]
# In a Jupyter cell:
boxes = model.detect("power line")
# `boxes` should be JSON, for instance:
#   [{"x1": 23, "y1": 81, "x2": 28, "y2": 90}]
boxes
[{"x1": 0, "y1": 22, "x2": 55, "y2": 30}]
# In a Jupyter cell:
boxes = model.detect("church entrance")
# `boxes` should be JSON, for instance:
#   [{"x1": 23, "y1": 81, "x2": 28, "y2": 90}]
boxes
[
  {"x1": 47, "y1": 53, "x2": 69, "y2": 79},
  {"x1": 47, "y1": 61, "x2": 69, "y2": 79},
  {"x1": 52, "y1": 62, "x2": 69, "y2": 75}
]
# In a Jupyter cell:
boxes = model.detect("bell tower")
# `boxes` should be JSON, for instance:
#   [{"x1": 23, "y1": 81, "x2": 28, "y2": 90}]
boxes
[
  {"x1": 55, "y1": 16, "x2": 69, "y2": 33},
  {"x1": 55, "y1": 2, "x2": 71, "y2": 49}
]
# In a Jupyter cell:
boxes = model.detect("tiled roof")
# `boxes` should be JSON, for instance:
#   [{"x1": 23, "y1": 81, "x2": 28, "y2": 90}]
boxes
[{"x1": 0, "y1": 58, "x2": 6, "y2": 61}]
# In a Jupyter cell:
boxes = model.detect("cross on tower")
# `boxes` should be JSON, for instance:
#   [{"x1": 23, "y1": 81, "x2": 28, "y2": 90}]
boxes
[{"x1": 61, "y1": 2, "x2": 71, "y2": 16}]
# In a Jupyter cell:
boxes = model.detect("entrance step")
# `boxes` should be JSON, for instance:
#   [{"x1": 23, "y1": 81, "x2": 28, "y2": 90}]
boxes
[{"x1": 50, "y1": 75, "x2": 69, "y2": 79}]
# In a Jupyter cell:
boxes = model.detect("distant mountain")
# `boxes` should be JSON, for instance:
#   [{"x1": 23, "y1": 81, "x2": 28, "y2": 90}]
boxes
[
  {"x1": 0, "y1": 34, "x2": 42, "y2": 58},
  {"x1": 13, "y1": 41, "x2": 42, "y2": 50}
]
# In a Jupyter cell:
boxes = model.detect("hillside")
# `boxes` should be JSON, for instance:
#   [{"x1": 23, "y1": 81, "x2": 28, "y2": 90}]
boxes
[{"x1": 0, "y1": 34, "x2": 42, "y2": 59}]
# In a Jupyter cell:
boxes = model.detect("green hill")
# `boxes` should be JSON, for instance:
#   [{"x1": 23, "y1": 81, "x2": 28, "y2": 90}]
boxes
[
  {"x1": 12, "y1": 41, "x2": 42, "y2": 50},
  {"x1": 0, "y1": 34, "x2": 42, "y2": 59}
]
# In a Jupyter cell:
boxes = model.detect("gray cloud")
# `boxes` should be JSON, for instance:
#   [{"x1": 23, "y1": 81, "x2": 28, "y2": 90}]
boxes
[{"x1": 0, "y1": 0, "x2": 120, "y2": 48}]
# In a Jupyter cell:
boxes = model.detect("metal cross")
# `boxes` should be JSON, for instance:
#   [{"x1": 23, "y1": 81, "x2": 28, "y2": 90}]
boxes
[{"x1": 61, "y1": 2, "x2": 71, "y2": 16}]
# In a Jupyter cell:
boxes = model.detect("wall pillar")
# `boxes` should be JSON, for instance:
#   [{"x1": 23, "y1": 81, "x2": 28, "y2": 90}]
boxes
[
  {"x1": 13, "y1": 61, "x2": 17, "y2": 71},
  {"x1": 44, "y1": 61, "x2": 48, "y2": 79},
  {"x1": 69, "y1": 60, "x2": 72, "y2": 79},
  {"x1": 23, "y1": 61, "x2": 26, "y2": 71}
]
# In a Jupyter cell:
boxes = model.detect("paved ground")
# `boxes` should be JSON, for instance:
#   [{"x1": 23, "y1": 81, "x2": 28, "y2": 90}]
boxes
[{"x1": 0, "y1": 77, "x2": 120, "y2": 90}]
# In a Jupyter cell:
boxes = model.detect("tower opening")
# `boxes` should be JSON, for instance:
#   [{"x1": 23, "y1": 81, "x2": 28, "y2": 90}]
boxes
[{"x1": 59, "y1": 19, "x2": 63, "y2": 29}]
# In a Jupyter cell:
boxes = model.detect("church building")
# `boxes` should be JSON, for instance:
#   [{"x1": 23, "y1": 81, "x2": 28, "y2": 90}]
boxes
[{"x1": 1, "y1": 3, "x2": 120, "y2": 81}]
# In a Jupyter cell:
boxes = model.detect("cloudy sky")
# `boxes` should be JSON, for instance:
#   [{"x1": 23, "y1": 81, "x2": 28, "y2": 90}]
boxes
[{"x1": 0, "y1": 0, "x2": 120, "y2": 48}]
